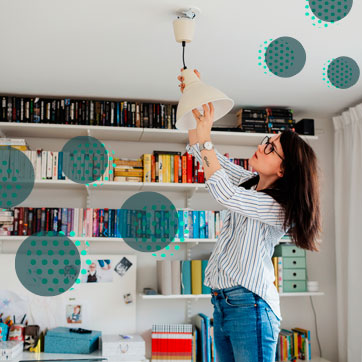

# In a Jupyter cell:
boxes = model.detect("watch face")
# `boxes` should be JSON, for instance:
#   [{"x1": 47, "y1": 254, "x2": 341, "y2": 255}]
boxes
[{"x1": 205, "y1": 141, "x2": 212, "y2": 150}]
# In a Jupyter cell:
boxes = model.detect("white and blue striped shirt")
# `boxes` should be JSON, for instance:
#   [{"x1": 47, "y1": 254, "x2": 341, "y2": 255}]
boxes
[{"x1": 186, "y1": 143, "x2": 289, "y2": 321}]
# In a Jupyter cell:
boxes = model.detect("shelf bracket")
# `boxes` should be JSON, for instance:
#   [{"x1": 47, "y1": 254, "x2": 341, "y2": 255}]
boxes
[
  {"x1": 85, "y1": 185, "x2": 91, "y2": 208},
  {"x1": 185, "y1": 186, "x2": 198, "y2": 208},
  {"x1": 186, "y1": 299, "x2": 192, "y2": 324}
]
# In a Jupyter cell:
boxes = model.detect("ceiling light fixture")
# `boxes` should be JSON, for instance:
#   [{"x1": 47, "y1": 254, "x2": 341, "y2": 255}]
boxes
[{"x1": 173, "y1": 7, "x2": 234, "y2": 130}]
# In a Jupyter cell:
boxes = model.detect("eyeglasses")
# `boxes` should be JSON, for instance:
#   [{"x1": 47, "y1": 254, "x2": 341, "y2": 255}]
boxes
[{"x1": 260, "y1": 136, "x2": 284, "y2": 160}]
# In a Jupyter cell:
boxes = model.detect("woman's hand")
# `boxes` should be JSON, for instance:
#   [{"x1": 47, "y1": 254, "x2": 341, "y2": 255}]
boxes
[
  {"x1": 177, "y1": 68, "x2": 200, "y2": 93},
  {"x1": 192, "y1": 103, "x2": 214, "y2": 144}
]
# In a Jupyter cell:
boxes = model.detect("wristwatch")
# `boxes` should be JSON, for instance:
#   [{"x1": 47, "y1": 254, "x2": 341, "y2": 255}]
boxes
[{"x1": 199, "y1": 141, "x2": 214, "y2": 151}]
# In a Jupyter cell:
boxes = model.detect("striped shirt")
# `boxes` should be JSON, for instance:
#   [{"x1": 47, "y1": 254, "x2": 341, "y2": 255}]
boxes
[{"x1": 186, "y1": 143, "x2": 289, "y2": 321}]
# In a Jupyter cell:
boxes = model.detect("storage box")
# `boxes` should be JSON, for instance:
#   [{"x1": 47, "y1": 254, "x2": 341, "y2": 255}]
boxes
[
  {"x1": 101, "y1": 334, "x2": 145, "y2": 359},
  {"x1": 44, "y1": 327, "x2": 101, "y2": 354}
]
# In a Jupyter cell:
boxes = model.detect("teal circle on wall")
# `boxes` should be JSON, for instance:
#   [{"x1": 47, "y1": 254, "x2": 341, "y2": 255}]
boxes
[
  {"x1": 0, "y1": 146, "x2": 34, "y2": 207},
  {"x1": 119, "y1": 191, "x2": 179, "y2": 253},
  {"x1": 308, "y1": 0, "x2": 353, "y2": 23},
  {"x1": 265, "y1": 37, "x2": 306, "y2": 78},
  {"x1": 327, "y1": 56, "x2": 359, "y2": 89},
  {"x1": 15, "y1": 231, "x2": 81, "y2": 296},
  {"x1": 61, "y1": 136, "x2": 108, "y2": 184}
]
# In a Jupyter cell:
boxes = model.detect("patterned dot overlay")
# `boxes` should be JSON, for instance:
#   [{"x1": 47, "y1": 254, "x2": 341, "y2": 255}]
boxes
[
  {"x1": 307, "y1": 0, "x2": 353, "y2": 24},
  {"x1": 119, "y1": 191, "x2": 179, "y2": 253},
  {"x1": 61, "y1": 136, "x2": 108, "y2": 184},
  {"x1": 265, "y1": 37, "x2": 306, "y2": 78},
  {"x1": 0, "y1": 146, "x2": 34, "y2": 207},
  {"x1": 327, "y1": 56, "x2": 360, "y2": 89},
  {"x1": 15, "y1": 231, "x2": 81, "y2": 296}
]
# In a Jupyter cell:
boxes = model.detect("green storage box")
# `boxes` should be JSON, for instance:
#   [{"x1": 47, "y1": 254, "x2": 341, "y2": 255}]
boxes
[
  {"x1": 283, "y1": 257, "x2": 306, "y2": 269},
  {"x1": 274, "y1": 244, "x2": 306, "y2": 258},
  {"x1": 284, "y1": 269, "x2": 306, "y2": 281},
  {"x1": 283, "y1": 280, "x2": 307, "y2": 292}
]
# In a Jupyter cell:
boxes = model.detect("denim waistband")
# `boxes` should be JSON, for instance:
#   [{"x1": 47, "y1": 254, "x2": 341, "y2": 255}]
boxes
[{"x1": 211, "y1": 285, "x2": 255, "y2": 298}]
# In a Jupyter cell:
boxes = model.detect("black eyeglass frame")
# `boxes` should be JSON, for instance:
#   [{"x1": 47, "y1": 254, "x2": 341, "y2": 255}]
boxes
[{"x1": 260, "y1": 136, "x2": 284, "y2": 160}]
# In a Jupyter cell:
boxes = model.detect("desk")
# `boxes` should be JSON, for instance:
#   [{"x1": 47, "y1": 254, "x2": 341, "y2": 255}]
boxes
[{"x1": 12, "y1": 351, "x2": 148, "y2": 362}]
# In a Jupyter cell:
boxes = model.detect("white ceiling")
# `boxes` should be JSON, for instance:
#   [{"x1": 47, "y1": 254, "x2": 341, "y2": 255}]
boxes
[{"x1": 0, "y1": 0, "x2": 361, "y2": 119}]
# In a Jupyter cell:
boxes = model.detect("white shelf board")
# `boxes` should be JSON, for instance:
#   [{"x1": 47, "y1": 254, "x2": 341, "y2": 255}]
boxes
[
  {"x1": 140, "y1": 292, "x2": 325, "y2": 299},
  {"x1": 140, "y1": 293, "x2": 211, "y2": 300},
  {"x1": 0, "y1": 122, "x2": 318, "y2": 146},
  {"x1": 30, "y1": 179, "x2": 207, "y2": 192},
  {"x1": 0, "y1": 236, "x2": 217, "y2": 243},
  {"x1": 279, "y1": 292, "x2": 325, "y2": 297}
]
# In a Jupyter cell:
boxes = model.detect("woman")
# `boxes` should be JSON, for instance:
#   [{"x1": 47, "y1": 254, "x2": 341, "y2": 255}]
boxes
[{"x1": 178, "y1": 70, "x2": 322, "y2": 361}]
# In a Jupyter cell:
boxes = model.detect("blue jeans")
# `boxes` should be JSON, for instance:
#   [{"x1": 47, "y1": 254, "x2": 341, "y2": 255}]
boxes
[{"x1": 211, "y1": 285, "x2": 280, "y2": 362}]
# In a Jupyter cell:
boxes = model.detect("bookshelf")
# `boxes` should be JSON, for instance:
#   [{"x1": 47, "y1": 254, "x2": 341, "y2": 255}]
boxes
[{"x1": 0, "y1": 121, "x2": 323, "y2": 361}]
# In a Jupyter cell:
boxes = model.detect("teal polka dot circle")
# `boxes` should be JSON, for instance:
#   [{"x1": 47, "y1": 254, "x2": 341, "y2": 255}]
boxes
[
  {"x1": 0, "y1": 146, "x2": 34, "y2": 207},
  {"x1": 265, "y1": 37, "x2": 306, "y2": 78},
  {"x1": 327, "y1": 56, "x2": 360, "y2": 89},
  {"x1": 308, "y1": 0, "x2": 353, "y2": 23},
  {"x1": 119, "y1": 191, "x2": 179, "y2": 253},
  {"x1": 61, "y1": 136, "x2": 108, "y2": 184},
  {"x1": 15, "y1": 231, "x2": 81, "y2": 296}
]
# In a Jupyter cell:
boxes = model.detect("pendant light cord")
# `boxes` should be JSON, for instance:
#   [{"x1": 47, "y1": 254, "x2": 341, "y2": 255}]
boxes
[{"x1": 182, "y1": 41, "x2": 187, "y2": 70}]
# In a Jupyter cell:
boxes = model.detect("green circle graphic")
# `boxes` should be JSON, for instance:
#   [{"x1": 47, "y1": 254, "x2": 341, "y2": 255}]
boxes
[
  {"x1": 15, "y1": 231, "x2": 81, "y2": 296},
  {"x1": 61, "y1": 136, "x2": 108, "y2": 184},
  {"x1": 265, "y1": 37, "x2": 306, "y2": 78},
  {"x1": 119, "y1": 191, "x2": 179, "y2": 253},
  {"x1": 327, "y1": 56, "x2": 359, "y2": 89},
  {"x1": 0, "y1": 146, "x2": 34, "y2": 207}
]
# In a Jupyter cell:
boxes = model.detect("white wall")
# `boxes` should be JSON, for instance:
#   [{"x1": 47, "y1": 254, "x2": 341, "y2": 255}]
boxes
[{"x1": 0, "y1": 113, "x2": 337, "y2": 360}]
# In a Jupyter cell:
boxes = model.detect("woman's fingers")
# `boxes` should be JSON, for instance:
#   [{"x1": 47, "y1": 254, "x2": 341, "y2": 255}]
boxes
[{"x1": 209, "y1": 102, "x2": 214, "y2": 118}]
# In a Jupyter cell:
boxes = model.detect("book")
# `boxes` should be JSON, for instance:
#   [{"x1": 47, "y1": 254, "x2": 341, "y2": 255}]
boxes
[
  {"x1": 181, "y1": 260, "x2": 191, "y2": 295},
  {"x1": 191, "y1": 260, "x2": 202, "y2": 295}
]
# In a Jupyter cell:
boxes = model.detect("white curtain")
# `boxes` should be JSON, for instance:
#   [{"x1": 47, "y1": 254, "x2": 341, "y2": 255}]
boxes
[{"x1": 333, "y1": 104, "x2": 362, "y2": 362}]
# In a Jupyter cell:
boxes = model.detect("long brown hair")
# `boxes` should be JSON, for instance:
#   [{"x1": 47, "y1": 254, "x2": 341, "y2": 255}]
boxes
[{"x1": 239, "y1": 130, "x2": 322, "y2": 252}]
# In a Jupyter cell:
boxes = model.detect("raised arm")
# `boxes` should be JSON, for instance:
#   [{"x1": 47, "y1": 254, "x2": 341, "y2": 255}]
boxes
[{"x1": 186, "y1": 141, "x2": 255, "y2": 186}]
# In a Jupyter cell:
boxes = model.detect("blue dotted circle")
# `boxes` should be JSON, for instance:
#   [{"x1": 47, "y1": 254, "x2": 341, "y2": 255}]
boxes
[
  {"x1": 0, "y1": 146, "x2": 34, "y2": 207},
  {"x1": 265, "y1": 37, "x2": 306, "y2": 78},
  {"x1": 119, "y1": 192, "x2": 179, "y2": 253},
  {"x1": 15, "y1": 231, "x2": 81, "y2": 296},
  {"x1": 327, "y1": 56, "x2": 359, "y2": 89},
  {"x1": 61, "y1": 136, "x2": 108, "y2": 184}
]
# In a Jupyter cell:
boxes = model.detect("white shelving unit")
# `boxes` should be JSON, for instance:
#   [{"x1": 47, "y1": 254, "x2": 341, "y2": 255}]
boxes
[{"x1": 1, "y1": 122, "x2": 323, "y2": 361}]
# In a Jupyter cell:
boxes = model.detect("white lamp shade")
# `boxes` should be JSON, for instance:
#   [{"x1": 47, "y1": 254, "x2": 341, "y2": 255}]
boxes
[{"x1": 176, "y1": 68, "x2": 234, "y2": 130}]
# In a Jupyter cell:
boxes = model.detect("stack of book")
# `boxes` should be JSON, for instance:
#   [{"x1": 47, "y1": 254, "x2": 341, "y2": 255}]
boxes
[
  {"x1": 156, "y1": 259, "x2": 211, "y2": 296},
  {"x1": 236, "y1": 107, "x2": 296, "y2": 133},
  {"x1": 0, "y1": 210, "x2": 14, "y2": 236},
  {"x1": 151, "y1": 324, "x2": 193, "y2": 362},
  {"x1": 193, "y1": 313, "x2": 217, "y2": 362},
  {"x1": 0, "y1": 138, "x2": 29, "y2": 151},
  {"x1": 276, "y1": 327, "x2": 311, "y2": 361},
  {"x1": 266, "y1": 107, "x2": 296, "y2": 133},
  {"x1": 113, "y1": 158, "x2": 143, "y2": 182},
  {"x1": 0, "y1": 96, "x2": 178, "y2": 129}
]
